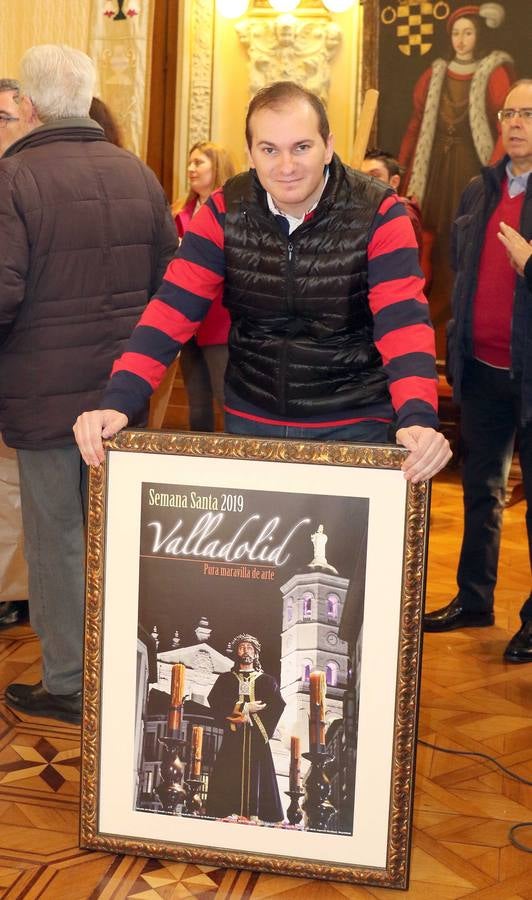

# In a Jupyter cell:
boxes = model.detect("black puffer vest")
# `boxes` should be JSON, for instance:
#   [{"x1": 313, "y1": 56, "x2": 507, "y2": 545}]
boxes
[{"x1": 223, "y1": 155, "x2": 393, "y2": 417}]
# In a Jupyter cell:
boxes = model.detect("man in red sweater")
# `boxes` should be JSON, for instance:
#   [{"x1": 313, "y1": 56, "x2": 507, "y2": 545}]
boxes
[
  {"x1": 424, "y1": 81, "x2": 532, "y2": 663},
  {"x1": 74, "y1": 82, "x2": 451, "y2": 482}
]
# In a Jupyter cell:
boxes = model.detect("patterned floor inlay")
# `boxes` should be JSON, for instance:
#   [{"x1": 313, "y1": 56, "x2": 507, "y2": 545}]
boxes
[{"x1": 0, "y1": 728, "x2": 80, "y2": 799}]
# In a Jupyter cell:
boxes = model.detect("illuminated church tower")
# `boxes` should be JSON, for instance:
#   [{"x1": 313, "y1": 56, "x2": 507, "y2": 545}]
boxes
[{"x1": 279, "y1": 525, "x2": 350, "y2": 747}]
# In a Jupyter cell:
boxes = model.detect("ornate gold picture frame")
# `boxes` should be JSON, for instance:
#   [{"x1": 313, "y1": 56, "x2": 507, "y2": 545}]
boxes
[{"x1": 80, "y1": 430, "x2": 429, "y2": 889}]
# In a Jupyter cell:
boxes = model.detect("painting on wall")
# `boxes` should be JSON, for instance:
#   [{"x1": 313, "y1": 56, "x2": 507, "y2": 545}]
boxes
[{"x1": 362, "y1": 0, "x2": 530, "y2": 359}]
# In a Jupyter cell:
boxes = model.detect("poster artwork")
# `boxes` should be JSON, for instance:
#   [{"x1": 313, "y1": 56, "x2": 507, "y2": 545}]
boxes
[{"x1": 134, "y1": 481, "x2": 369, "y2": 834}]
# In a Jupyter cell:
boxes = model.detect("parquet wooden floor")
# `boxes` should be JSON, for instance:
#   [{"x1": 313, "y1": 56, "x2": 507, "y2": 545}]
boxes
[{"x1": 0, "y1": 471, "x2": 530, "y2": 899}]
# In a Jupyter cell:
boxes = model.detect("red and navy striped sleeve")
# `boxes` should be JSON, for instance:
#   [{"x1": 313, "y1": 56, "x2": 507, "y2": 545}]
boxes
[
  {"x1": 367, "y1": 194, "x2": 438, "y2": 430},
  {"x1": 102, "y1": 190, "x2": 227, "y2": 420}
]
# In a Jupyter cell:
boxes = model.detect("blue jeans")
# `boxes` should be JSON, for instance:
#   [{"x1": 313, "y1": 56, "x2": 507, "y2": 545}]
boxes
[{"x1": 225, "y1": 411, "x2": 391, "y2": 443}]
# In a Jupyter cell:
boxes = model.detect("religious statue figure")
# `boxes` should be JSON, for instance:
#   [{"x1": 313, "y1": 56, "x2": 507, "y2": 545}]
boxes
[
  {"x1": 206, "y1": 633, "x2": 285, "y2": 822},
  {"x1": 309, "y1": 524, "x2": 338, "y2": 574},
  {"x1": 236, "y1": 14, "x2": 341, "y2": 105}
]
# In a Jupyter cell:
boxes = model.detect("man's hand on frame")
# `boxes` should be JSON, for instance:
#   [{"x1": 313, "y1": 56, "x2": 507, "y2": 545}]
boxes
[
  {"x1": 73, "y1": 409, "x2": 128, "y2": 467},
  {"x1": 396, "y1": 425, "x2": 452, "y2": 483}
]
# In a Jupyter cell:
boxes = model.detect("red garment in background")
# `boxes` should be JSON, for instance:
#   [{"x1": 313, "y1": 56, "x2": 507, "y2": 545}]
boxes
[{"x1": 472, "y1": 186, "x2": 524, "y2": 369}]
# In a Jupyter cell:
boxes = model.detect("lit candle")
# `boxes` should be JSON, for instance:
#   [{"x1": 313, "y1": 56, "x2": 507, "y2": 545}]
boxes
[
  {"x1": 309, "y1": 670, "x2": 326, "y2": 751},
  {"x1": 191, "y1": 725, "x2": 203, "y2": 778},
  {"x1": 289, "y1": 736, "x2": 301, "y2": 790},
  {"x1": 167, "y1": 663, "x2": 185, "y2": 736}
]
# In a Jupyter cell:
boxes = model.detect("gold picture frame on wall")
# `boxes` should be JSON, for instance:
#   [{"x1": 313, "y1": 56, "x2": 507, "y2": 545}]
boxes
[{"x1": 80, "y1": 429, "x2": 429, "y2": 889}]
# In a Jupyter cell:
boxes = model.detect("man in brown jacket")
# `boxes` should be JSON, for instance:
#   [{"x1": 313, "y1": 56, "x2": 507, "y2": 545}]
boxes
[{"x1": 0, "y1": 45, "x2": 177, "y2": 723}]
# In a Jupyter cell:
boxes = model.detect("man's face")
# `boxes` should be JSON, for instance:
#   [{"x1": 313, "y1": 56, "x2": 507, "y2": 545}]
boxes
[
  {"x1": 360, "y1": 157, "x2": 390, "y2": 184},
  {"x1": 0, "y1": 90, "x2": 21, "y2": 155},
  {"x1": 0, "y1": 90, "x2": 34, "y2": 156},
  {"x1": 248, "y1": 99, "x2": 334, "y2": 219},
  {"x1": 237, "y1": 641, "x2": 257, "y2": 666},
  {"x1": 501, "y1": 84, "x2": 532, "y2": 174},
  {"x1": 360, "y1": 157, "x2": 400, "y2": 191}
]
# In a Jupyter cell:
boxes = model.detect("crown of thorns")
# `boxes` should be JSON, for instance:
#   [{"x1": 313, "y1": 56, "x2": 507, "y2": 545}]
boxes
[{"x1": 230, "y1": 634, "x2": 261, "y2": 653}]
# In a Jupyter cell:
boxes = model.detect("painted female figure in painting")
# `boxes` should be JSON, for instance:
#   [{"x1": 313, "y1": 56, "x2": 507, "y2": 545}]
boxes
[{"x1": 399, "y1": 2, "x2": 515, "y2": 356}]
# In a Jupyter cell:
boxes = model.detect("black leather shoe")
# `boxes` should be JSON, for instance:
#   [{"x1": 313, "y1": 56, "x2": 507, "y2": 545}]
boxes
[
  {"x1": 0, "y1": 600, "x2": 29, "y2": 628},
  {"x1": 503, "y1": 621, "x2": 532, "y2": 663},
  {"x1": 5, "y1": 681, "x2": 81, "y2": 724},
  {"x1": 424, "y1": 597, "x2": 494, "y2": 632}
]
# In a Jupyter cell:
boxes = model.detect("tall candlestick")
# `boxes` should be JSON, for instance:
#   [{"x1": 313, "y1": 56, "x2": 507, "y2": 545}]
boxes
[
  {"x1": 309, "y1": 670, "x2": 326, "y2": 751},
  {"x1": 167, "y1": 663, "x2": 185, "y2": 736},
  {"x1": 144, "y1": 769, "x2": 153, "y2": 794},
  {"x1": 289, "y1": 735, "x2": 301, "y2": 790},
  {"x1": 191, "y1": 725, "x2": 203, "y2": 778}
]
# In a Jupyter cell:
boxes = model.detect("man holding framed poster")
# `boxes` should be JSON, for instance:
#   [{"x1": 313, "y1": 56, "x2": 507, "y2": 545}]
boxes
[{"x1": 74, "y1": 81, "x2": 451, "y2": 482}]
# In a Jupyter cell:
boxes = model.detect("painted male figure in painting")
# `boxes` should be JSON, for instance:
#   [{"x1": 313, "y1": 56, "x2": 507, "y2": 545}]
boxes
[{"x1": 206, "y1": 634, "x2": 285, "y2": 822}]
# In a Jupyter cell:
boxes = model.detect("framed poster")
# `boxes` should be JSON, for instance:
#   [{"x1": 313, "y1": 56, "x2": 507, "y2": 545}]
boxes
[
  {"x1": 80, "y1": 430, "x2": 430, "y2": 889},
  {"x1": 362, "y1": 0, "x2": 529, "y2": 359}
]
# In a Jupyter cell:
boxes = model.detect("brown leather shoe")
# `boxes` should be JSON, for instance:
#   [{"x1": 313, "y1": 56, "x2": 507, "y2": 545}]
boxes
[
  {"x1": 503, "y1": 622, "x2": 532, "y2": 664},
  {"x1": 5, "y1": 681, "x2": 81, "y2": 724},
  {"x1": 424, "y1": 597, "x2": 494, "y2": 632}
]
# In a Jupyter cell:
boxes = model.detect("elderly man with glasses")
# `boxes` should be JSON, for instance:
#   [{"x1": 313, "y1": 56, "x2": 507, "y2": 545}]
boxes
[
  {"x1": 0, "y1": 78, "x2": 40, "y2": 156},
  {"x1": 424, "y1": 80, "x2": 532, "y2": 663}
]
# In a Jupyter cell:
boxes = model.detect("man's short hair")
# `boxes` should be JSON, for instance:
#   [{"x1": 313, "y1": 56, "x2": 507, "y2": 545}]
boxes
[
  {"x1": 0, "y1": 79, "x2": 20, "y2": 96},
  {"x1": 245, "y1": 81, "x2": 330, "y2": 149},
  {"x1": 19, "y1": 44, "x2": 95, "y2": 122},
  {"x1": 364, "y1": 148, "x2": 403, "y2": 180}
]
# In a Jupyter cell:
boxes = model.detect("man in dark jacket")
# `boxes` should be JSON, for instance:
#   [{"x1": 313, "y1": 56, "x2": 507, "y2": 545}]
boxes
[
  {"x1": 0, "y1": 45, "x2": 177, "y2": 722},
  {"x1": 424, "y1": 80, "x2": 532, "y2": 663},
  {"x1": 0, "y1": 78, "x2": 37, "y2": 630},
  {"x1": 75, "y1": 82, "x2": 450, "y2": 483}
]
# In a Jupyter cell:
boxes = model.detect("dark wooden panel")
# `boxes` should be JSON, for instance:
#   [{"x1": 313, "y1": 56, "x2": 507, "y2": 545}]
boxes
[{"x1": 146, "y1": 0, "x2": 179, "y2": 201}]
